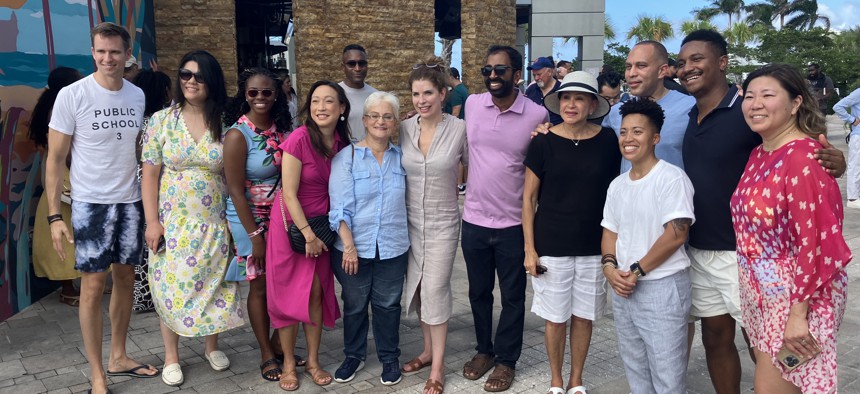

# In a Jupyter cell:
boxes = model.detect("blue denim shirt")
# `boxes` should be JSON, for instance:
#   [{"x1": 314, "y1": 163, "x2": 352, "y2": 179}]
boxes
[
  {"x1": 328, "y1": 143, "x2": 409, "y2": 259},
  {"x1": 834, "y1": 88, "x2": 860, "y2": 136}
]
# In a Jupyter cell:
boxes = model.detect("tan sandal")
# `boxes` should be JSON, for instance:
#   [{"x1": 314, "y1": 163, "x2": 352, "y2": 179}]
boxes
[
  {"x1": 304, "y1": 366, "x2": 332, "y2": 386},
  {"x1": 401, "y1": 356, "x2": 432, "y2": 374},
  {"x1": 278, "y1": 369, "x2": 298, "y2": 391},
  {"x1": 424, "y1": 378, "x2": 445, "y2": 394}
]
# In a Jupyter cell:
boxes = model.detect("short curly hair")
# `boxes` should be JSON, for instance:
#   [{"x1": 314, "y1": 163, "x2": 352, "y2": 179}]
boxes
[{"x1": 619, "y1": 99, "x2": 665, "y2": 133}]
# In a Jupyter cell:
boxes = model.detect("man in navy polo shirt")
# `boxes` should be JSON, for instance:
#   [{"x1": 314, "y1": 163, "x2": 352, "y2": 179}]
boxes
[
  {"x1": 677, "y1": 29, "x2": 845, "y2": 394},
  {"x1": 525, "y1": 57, "x2": 562, "y2": 125}
]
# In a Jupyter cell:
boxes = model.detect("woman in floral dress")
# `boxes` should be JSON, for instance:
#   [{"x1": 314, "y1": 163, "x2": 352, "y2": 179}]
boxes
[
  {"x1": 141, "y1": 51, "x2": 244, "y2": 387},
  {"x1": 731, "y1": 64, "x2": 851, "y2": 393},
  {"x1": 223, "y1": 68, "x2": 297, "y2": 382}
]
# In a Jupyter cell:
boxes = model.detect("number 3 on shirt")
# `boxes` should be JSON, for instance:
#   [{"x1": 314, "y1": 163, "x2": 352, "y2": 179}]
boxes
[{"x1": 117, "y1": 133, "x2": 122, "y2": 140}]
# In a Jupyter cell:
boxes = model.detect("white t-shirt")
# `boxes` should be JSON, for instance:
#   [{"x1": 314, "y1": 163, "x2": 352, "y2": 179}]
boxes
[
  {"x1": 339, "y1": 81, "x2": 377, "y2": 141},
  {"x1": 49, "y1": 74, "x2": 145, "y2": 204},
  {"x1": 601, "y1": 160, "x2": 695, "y2": 280}
]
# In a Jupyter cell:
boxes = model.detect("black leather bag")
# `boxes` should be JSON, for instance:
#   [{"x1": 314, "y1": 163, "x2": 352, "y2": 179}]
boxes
[{"x1": 280, "y1": 197, "x2": 336, "y2": 254}]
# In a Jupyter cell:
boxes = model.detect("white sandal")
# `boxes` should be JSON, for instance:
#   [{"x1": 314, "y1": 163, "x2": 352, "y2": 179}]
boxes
[
  {"x1": 161, "y1": 363, "x2": 183, "y2": 386},
  {"x1": 567, "y1": 386, "x2": 587, "y2": 394},
  {"x1": 547, "y1": 387, "x2": 565, "y2": 394}
]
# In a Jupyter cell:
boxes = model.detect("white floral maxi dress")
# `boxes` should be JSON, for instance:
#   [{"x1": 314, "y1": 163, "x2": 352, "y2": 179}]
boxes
[{"x1": 142, "y1": 107, "x2": 245, "y2": 336}]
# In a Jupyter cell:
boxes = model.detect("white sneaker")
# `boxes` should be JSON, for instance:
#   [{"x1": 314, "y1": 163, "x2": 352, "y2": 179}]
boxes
[
  {"x1": 847, "y1": 199, "x2": 860, "y2": 209},
  {"x1": 161, "y1": 363, "x2": 183, "y2": 386}
]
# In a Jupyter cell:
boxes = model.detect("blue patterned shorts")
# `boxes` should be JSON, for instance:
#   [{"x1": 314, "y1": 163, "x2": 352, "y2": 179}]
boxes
[{"x1": 71, "y1": 200, "x2": 145, "y2": 272}]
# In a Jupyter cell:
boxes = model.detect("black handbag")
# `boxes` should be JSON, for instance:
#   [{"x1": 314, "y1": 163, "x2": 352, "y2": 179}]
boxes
[{"x1": 280, "y1": 197, "x2": 336, "y2": 254}]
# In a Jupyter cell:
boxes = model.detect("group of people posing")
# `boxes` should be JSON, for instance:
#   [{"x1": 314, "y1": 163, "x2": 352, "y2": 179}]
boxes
[{"x1": 36, "y1": 21, "x2": 850, "y2": 394}]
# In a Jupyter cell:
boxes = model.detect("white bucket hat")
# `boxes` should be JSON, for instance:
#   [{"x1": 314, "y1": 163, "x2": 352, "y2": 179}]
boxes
[{"x1": 543, "y1": 71, "x2": 611, "y2": 120}]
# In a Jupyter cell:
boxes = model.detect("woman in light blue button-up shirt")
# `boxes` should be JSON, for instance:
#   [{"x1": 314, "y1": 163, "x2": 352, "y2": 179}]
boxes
[{"x1": 328, "y1": 91, "x2": 410, "y2": 386}]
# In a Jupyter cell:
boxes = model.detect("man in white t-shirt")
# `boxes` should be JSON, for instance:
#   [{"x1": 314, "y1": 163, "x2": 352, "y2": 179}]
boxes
[
  {"x1": 46, "y1": 22, "x2": 156, "y2": 394},
  {"x1": 601, "y1": 99, "x2": 695, "y2": 393},
  {"x1": 339, "y1": 44, "x2": 377, "y2": 141}
]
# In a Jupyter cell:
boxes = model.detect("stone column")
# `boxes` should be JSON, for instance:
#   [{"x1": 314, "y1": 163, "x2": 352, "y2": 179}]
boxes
[{"x1": 460, "y1": 0, "x2": 517, "y2": 94}]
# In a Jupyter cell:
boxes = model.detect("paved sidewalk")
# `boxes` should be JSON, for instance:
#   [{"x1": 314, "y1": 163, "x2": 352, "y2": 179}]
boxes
[{"x1": 2, "y1": 117, "x2": 859, "y2": 393}]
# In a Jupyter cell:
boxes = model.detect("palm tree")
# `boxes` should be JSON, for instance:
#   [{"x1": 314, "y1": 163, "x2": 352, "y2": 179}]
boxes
[
  {"x1": 605, "y1": 15, "x2": 617, "y2": 42},
  {"x1": 694, "y1": 0, "x2": 745, "y2": 27},
  {"x1": 744, "y1": 0, "x2": 793, "y2": 29},
  {"x1": 679, "y1": 19, "x2": 718, "y2": 36},
  {"x1": 785, "y1": 0, "x2": 830, "y2": 30},
  {"x1": 626, "y1": 15, "x2": 674, "y2": 43},
  {"x1": 724, "y1": 22, "x2": 757, "y2": 46}
]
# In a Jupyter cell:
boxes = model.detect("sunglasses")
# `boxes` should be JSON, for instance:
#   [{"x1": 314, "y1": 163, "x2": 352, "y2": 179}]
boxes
[
  {"x1": 247, "y1": 89, "x2": 275, "y2": 98},
  {"x1": 344, "y1": 60, "x2": 368, "y2": 68},
  {"x1": 481, "y1": 65, "x2": 513, "y2": 77},
  {"x1": 413, "y1": 63, "x2": 439, "y2": 70},
  {"x1": 178, "y1": 69, "x2": 205, "y2": 83}
]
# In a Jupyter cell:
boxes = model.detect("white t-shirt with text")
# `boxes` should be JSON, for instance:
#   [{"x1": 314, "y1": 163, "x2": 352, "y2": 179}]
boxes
[
  {"x1": 49, "y1": 74, "x2": 145, "y2": 204},
  {"x1": 601, "y1": 160, "x2": 695, "y2": 280}
]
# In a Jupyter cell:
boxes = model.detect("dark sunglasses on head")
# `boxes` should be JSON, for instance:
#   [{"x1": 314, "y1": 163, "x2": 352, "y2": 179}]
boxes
[
  {"x1": 178, "y1": 69, "x2": 205, "y2": 83},
  {"x1": 248, "y1": 89, "x2": 274, "y2": 98},
  {"x1": 344, "y1": 60, "x2": 369, "y2": 68},
  {"x1": 481, "y1": 65, "x2": 512, "y2": 77}
]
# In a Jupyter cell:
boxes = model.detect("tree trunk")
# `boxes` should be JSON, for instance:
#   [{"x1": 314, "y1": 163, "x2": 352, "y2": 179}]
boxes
[{"x1": 439, "y1": 38, "x2": 455, "y2": 68}]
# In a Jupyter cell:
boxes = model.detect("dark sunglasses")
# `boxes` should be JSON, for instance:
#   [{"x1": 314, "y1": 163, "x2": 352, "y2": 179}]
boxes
[
  {"x1": 481, "y1": 65, "x2": 513, "y2": 77},
  {"x1": 344, "y1": 60, "x2": 368, "y2": 68},
  {"x1": 178, "y1": 69, "x2": 205, "y2": 83},
  {"x1": 247, "y1": 89, "x2": 274, "y2": 98}
]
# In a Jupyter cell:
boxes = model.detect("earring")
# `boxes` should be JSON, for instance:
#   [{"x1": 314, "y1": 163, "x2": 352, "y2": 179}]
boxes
[{"x1": 340, "y1": 114, "x2": 345, "y2": 121}]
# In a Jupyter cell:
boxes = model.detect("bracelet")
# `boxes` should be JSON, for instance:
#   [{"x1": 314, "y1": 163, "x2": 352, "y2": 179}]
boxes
[
  {"x1": 47, "y1": 214, "x2": 63, "y2": 225},
  {"x1": 601, "y1": 262, "x2": 617, "y2": 271},
  {"x1": 248, "y1": 227, "x2": 265, "y2": 238},
  {"x1": 305, "y1": 236, "x2": 317, "y2": 244},
  {"x1": 601, "y1": 254, "x2": 618, "y2": 268},
  {"x1": 299, "y1": 223, "x2": 310, "y2": 231}
]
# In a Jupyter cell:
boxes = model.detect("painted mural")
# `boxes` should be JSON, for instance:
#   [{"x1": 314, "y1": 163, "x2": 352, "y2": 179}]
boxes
[{"x1": 0, "y1": 0, "x2": 155, "y2": 321}]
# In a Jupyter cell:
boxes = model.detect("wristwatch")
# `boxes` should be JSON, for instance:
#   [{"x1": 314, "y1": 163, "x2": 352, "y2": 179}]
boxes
[{"x1": 630, "y1": 261, "x2": 646, "y2": 278}]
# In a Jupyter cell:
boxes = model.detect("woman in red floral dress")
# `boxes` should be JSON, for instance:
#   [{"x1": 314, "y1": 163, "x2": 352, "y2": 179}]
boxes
[{"x1": 731, "y1": 64, "x2": 851, "y2": 393}]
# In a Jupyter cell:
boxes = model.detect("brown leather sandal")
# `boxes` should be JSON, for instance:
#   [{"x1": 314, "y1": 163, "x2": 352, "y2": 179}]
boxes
[
  {"x1": 401, "y1": 356, "x2": 432, "y2": 374},
  {"x1": 424, "y1": 378, "x2": 445, "y2": 394},
  {"x1": 463, "y1": 353, "x2": 495, "y2": 380},
  {"x1": 483, "y1": 364, "x2": 515, "y2": 392}
]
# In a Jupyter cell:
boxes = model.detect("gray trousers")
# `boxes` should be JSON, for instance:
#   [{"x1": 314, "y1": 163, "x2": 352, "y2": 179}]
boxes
[{"x1": 612, "y1": 268, "x2": 692, "y2": 394}]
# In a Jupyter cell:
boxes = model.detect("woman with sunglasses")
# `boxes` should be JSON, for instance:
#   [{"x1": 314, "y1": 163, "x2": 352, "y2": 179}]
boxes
[
  {"x1": 223, "y1": 68, "x2": 302, "y2": 383},
  {"x1": 399, "y1": 56, "x2": 468, "y2": 394},
  {"x1": 141, "y1": 50, "x2": 244, "y2": 387},
  {"x1": 266, "y1": 80, "x2": 349, "y2": 391}
]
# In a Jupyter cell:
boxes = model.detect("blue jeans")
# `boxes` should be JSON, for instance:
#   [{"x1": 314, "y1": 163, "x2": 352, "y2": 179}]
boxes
[
  {"x1": 460, "y1": 221, "x2": 526, "y2": 369},
  {"x1": 331, "y1": 248, "x2": 407, "y2": 364},
  {"x1": 613, "y1": 268, "x2": 692, "y2": 394}
]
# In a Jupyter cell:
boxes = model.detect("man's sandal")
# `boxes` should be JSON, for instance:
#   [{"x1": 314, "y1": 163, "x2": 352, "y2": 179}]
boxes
[
  {"x1": 483, "y1": 364, "x2": 515, "y2": 392},
  {"x1": 463, "y1": 353, "x2": 494, "y2": 380}
]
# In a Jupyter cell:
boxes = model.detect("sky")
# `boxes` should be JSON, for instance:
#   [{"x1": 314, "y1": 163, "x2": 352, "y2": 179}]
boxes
[{"x1": 605, "y1": 0, "x2": 860, "y2": 54}]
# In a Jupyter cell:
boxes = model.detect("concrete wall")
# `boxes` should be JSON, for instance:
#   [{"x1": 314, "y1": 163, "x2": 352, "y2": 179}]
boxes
[{"x1": 530, "y1": 0, "x2": 605, "y2": 73}]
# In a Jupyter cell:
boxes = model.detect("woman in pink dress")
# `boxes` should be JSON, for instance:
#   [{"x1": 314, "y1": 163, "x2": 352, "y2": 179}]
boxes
[
  {"x1": 731, "y1": 64, "x2": 851, "y2": 393},
  {"x1": 267, "y1": 80, "x2": 349, "y2": 391}
]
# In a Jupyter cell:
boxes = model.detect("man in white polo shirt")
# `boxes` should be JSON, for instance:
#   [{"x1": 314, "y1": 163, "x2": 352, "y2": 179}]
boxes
[{"x1": 46, "y1": 22, "x2": 157, "y2": 394}]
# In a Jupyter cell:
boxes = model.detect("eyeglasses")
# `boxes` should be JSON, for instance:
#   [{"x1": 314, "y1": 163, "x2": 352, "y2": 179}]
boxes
[
  {"x1": 248, "y1": 89, "x2": 275, "y2": 98},
  {"x1": 344, "y1": 60, "x2": 369, "y2": 68},
  {"x1": 481, "y1": 65, "x2": 513, "y2": 77},
  {"x1": 178, "y1": 69, "x2": 205, "y2": 83},
  {"x1": 413, "y1": 63, "x2": 439, "y2": 70},
  {"x1": 364, "y1": 113, "x2": 396, "y2": 122}
]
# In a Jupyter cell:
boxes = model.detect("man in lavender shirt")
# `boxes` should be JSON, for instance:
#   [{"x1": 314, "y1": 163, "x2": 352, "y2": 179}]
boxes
[{"x1": 460, "y1": 45, "x2": 549, "y2": 392}]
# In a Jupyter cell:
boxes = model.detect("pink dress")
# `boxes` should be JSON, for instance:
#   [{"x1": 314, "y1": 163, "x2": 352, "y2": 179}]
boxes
[
  {"x1": 266, "y1": 126, "x2": 345, "y2": 328},
  {"x1": 731, "y1": 138, "x2": 851, "y2": 393}
]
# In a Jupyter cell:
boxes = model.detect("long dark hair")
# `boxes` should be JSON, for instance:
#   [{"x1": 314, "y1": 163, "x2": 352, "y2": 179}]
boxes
[
  {"x1": 225, "y1": 68, "x2": 292, "y2": 132},
  {"x1": 131, "y1": 69, "x2": 172, "y2": 118},
  {"x1": 29, "y1": 67, "x2": 83, "y2": 148},
  {"x1": 300, "y1": 80, "x2": 350, "y2": 157},
  {"x1": 173, "y1": 50, "x2": 227, "y2": 142}
]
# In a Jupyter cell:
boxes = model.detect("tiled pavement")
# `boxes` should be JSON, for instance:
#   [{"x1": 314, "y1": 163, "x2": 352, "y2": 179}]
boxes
[{"x1": 2, "y1": 116, "x2": 860, "y2": 393}]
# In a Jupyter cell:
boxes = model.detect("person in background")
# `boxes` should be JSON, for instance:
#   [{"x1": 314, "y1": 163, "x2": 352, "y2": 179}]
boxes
[
  {"x1": 31, "y1": 66, "x2": 83, "y2": 307},
  {"x1": 141, "y1": 50, "x2": 245, "y2": 387},
  {"x1": 329, "y1": 91, "x2": 409, "y2": 387},
  {"x1": 130, "y1": 69, "x2": 172, "y2": 313},
  {"x1": 124, "y1": 55, "x2": 140, "y2": 81},
  {"x1": 733, "y1": 63, "x2": 850, "y2": 393},
  {"x1": 339, "y1": 44, "x2": 377, "y2": 140},
  {"x1": 266, "y1": 80, "x2": 349, "y2": 391},
  {"x1": 224, "y1": 67, "x2": 300, "y2": 383},
  {"x1": 526, "y1": 56, "x2": 562, "y2": 125},
  {"x1": 441, "y1": 66, "x2": 470, "y2": 195},
  {"x1": 556, "y1": 60, "x2": 572, "y2": 79},
  {"x1": 664, "y1": 58, "x2": 688, "y2": 95},
  {"x1": 834, "y1": 87, "x2": 860, "y2": 209},
  {"x1": 399, "y1": 57, "x2": 469, "y2": 394},
  {"x1": 523, "y1": 71, "x2": 615, "y2": 394},
  {"x1": 597, "y1": 71, "x2": 623, "y2": 107},
  {"x1": 279, "y1": 70, "x2": 301, "y2": 131},
  {"x1": 807, "y1": 63, "x2": 834, "y2": 114}
]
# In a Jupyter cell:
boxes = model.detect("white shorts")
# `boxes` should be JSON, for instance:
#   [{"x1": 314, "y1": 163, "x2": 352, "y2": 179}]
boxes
[
  {"x1": 689, "y1": 247, "x2": 744, "y2": 325},
  {"x1": 530, "y1": 255, "x2": 607, "y2": 323}
]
